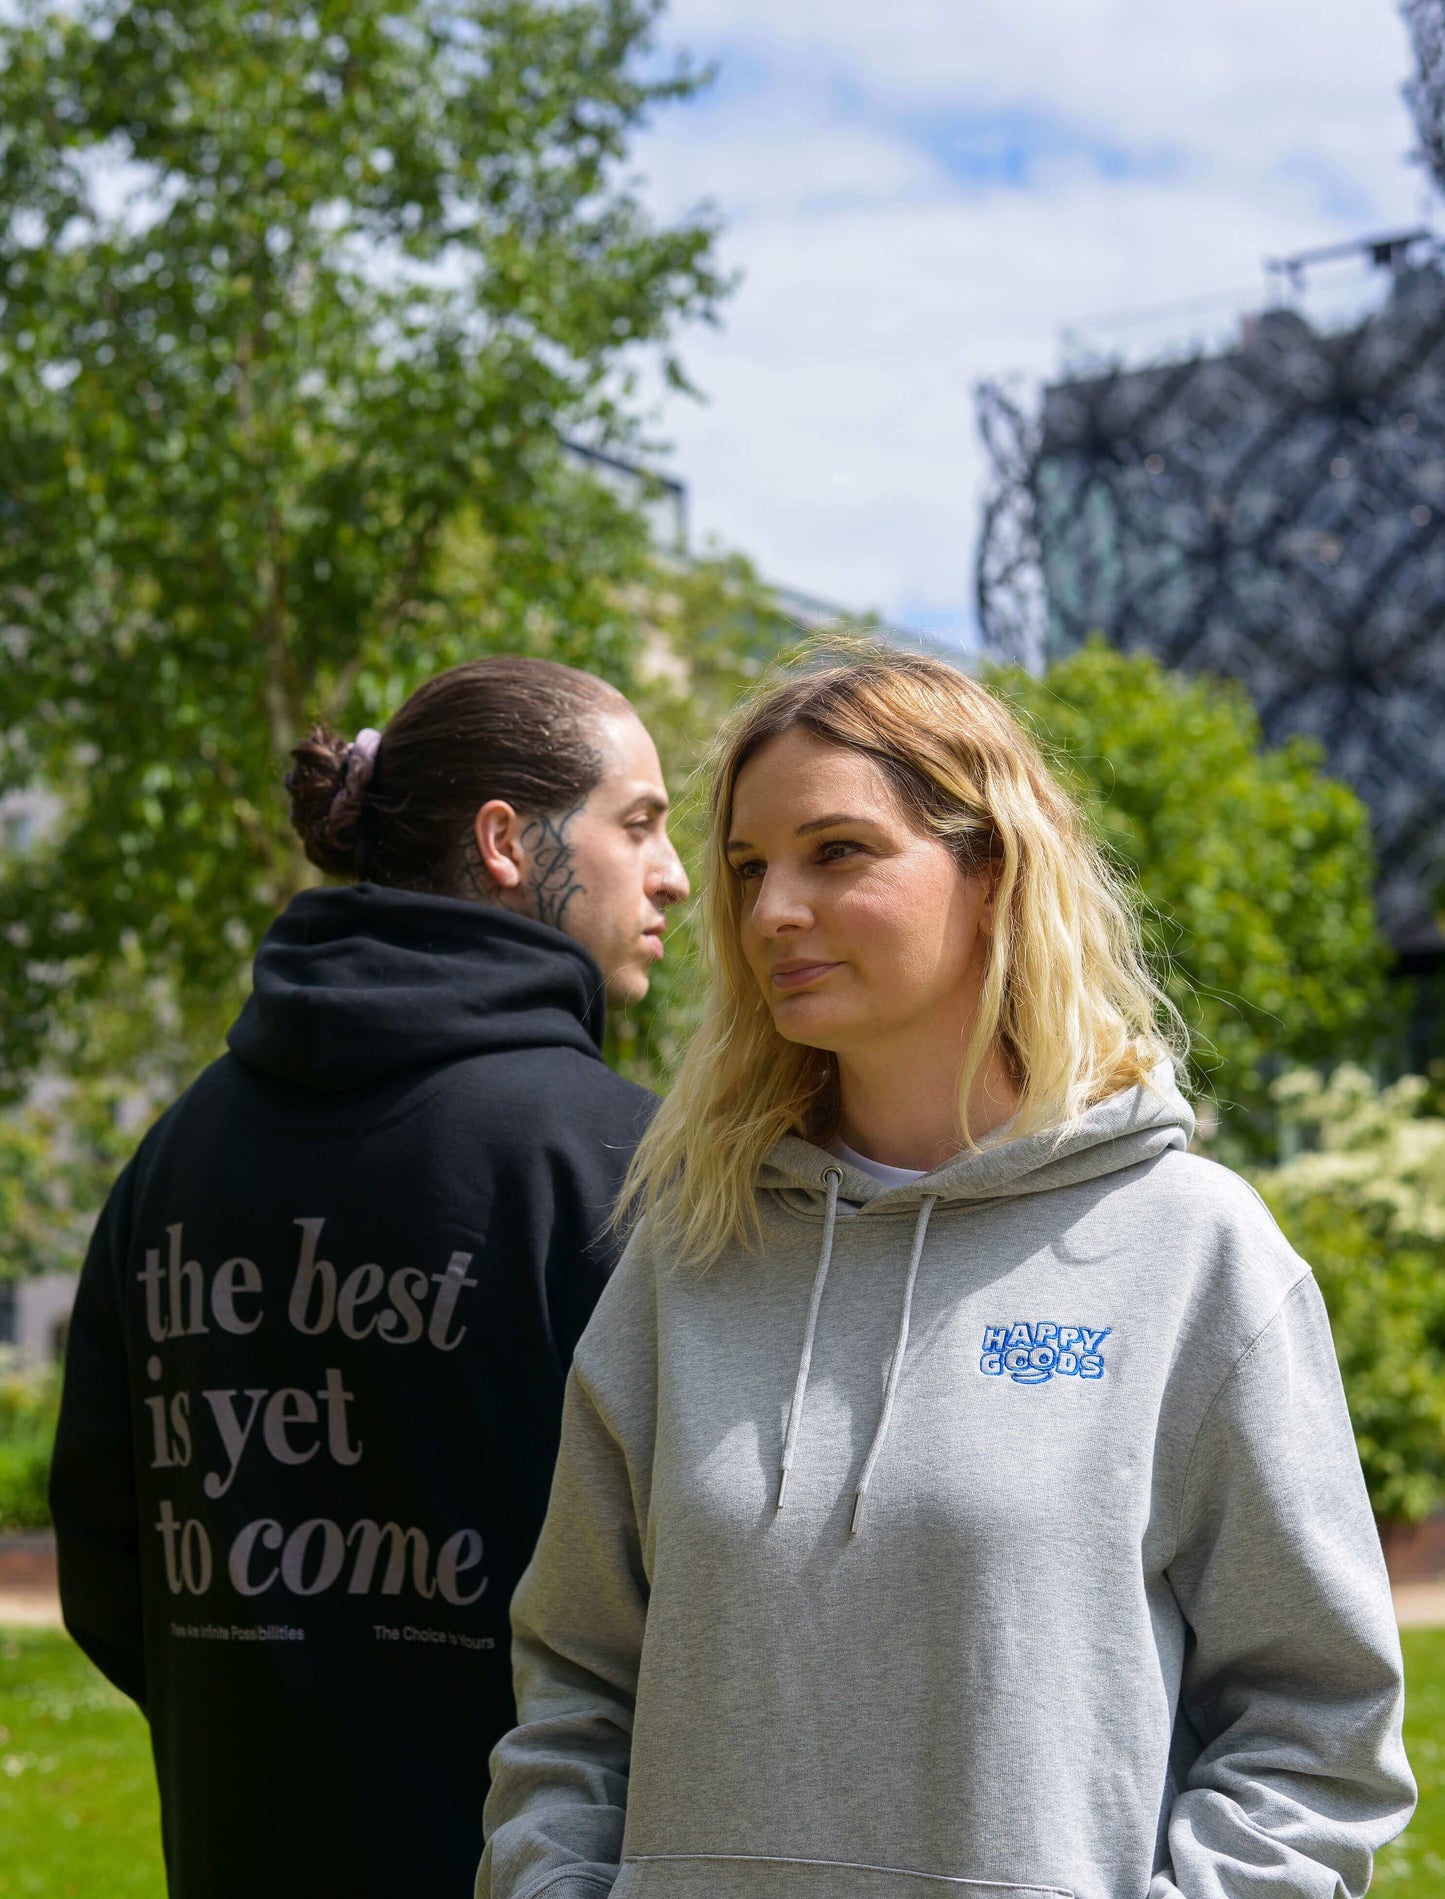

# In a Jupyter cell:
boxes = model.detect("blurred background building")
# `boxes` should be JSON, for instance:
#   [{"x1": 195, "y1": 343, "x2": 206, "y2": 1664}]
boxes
[
  {"x1": 0, "y1": 1273, "x2": 74, "y2": 1366},
  {"x1": 977, "y1": 232, "x2": 1445, "y2": 1048}
]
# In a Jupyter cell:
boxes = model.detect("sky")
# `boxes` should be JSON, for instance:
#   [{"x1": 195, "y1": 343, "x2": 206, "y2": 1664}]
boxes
[{"x1": 629, "y1": 0, "x2": 1431, "y2": 647}]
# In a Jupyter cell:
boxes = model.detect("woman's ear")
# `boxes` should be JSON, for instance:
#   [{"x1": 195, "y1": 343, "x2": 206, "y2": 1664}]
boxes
[
  {"x1": 473, "y1": 800, "x2": 525, "y2": 891},
  {"x1": 976, "y1": 865, "x2": 1002, "y2": 937}
]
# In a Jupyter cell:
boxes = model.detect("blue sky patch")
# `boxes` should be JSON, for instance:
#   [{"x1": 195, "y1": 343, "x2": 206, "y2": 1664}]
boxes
[{"x1": 910, "y1": 104, "x2": 1186, "y2": 192}]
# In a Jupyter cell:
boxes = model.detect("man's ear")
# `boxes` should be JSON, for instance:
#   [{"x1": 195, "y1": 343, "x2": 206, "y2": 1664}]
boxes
[{"x1": 473, "y1": 800, "x2": 525, "y2": 891}]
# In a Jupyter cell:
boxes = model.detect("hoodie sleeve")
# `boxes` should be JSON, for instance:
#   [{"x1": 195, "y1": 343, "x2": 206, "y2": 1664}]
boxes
[
  {"x1": 478, "y1": 1242, "x2": 656, "y2": 1899},
  {"x1": 1154, "y1": 1272, "x2": 1415, "y2": 1899},
  {"x1": 542, "y1": 1077, "x2": 656, "y2": 1368},
  {"x1": 50, "y1": 1160, "x2": 147, "y2": 1711}
]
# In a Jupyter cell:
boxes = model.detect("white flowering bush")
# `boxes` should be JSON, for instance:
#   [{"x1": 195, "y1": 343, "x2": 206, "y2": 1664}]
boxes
[
  {"x1": 1255, "y1": 1066, "x2": 1445, "y2": 1522},
  {"x1": 1270, "y1": 1066, "x2": 1445, "y2": 1241}
]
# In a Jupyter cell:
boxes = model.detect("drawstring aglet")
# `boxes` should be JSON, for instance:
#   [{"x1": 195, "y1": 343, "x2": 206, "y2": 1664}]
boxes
[
  {"x1": 776, "y1": 1466, "x2": 790, "y2": 1510},
  {"x1": 849, "y1": 1488, "x2": 867, "y2": 1537}
]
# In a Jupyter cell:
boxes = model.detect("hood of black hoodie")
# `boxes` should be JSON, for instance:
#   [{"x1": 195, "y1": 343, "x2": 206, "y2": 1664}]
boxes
[{"x1": 227, "y1": 882, "x2": 609, "y2": 1092}]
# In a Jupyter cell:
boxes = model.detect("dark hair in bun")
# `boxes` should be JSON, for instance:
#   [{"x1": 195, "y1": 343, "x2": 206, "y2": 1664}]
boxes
[
  {"x1": 286, "y1": 728, "x2": 379, "y2": 876},
  {"x1": 285, "y1": 655, "x2": 629, "y2": 892}
]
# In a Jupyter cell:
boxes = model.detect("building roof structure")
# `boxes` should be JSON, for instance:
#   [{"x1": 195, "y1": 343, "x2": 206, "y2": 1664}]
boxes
[{"x1": 978, "y1": 243, "x2": 1445, "y2": 960}]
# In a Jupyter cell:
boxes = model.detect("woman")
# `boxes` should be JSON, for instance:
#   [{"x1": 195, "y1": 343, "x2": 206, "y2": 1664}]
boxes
[
  {"x1": 51, "y1": 655, "x2": 687, "y2": 1899},
  {"x1": 480, "y1": 647, "x2": 1413, "y2": 1899}
]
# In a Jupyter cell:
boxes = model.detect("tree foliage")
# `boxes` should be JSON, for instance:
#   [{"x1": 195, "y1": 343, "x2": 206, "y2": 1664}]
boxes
[
  {"x1": 0, "y1": 1364, "x2": 58, "y2": 1529},
  {"x1": 990, "y1": 641, "x2": 1390, "y2": 1151},
  {"x1": 0, "y1": 0, "x2": 724, "y2": 1094},
  {"x1": 0, "y1": 1073, "x2": 142, "y2": 1282},
  {"x1": 1256, "y1": 1065, "x2": 1445, "y2": 1522},
  {"x1": 0, "y1": 966, "x2": 172, "y2": 1278}
]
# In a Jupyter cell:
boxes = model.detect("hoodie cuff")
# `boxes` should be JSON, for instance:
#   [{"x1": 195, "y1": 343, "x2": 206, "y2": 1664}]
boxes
[{"x1": 515, "y1": 1873, "x2": 614, "y2": 1899}]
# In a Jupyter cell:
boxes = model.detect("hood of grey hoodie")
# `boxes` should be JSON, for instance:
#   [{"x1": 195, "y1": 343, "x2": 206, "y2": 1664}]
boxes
[
  {"x1": 758, "y1": 1063, "x2": 1196, "y2": 1216},
  {"x1": 483, "y1": 1065, "x2": 1412, "y2": 1899}
]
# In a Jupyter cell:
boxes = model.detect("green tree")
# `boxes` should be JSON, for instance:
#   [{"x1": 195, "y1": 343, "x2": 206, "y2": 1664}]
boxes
[
  {"x1": 0, "y1": 951, "x2": 173, "y2": 1283},
  {"x1": 0, "y1": 1050, "x2": 162, "y2": 1284},
  {"x1": 1255, "y1": 1065, "x2": 1445, "y2": 1522},
  {"x1": 990, "y1": 641, "x2": 1390, "y2": 1152},
  {"x1": 0, "y1": 1365, "x2": 60, "y2": 1528},
  {"x1": 0, "y1": 0, "x2": 724, "y2": 1094}
]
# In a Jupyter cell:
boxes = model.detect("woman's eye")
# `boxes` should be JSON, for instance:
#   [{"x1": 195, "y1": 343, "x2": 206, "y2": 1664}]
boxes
[
  {"x1": 818, "y1": 839, "x2": 862, "y2": 863},
  {"x1": 733, "y1": 859, "x2": 764, "y2": 881}
]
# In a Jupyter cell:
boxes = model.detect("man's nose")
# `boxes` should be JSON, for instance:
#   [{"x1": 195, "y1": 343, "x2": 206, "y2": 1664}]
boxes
[{"x1": 654, "y1": 837, "x2": 689, "y2": 904}]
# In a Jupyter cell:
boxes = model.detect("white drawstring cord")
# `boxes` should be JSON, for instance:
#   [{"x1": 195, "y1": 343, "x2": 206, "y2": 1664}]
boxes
[
  {"x1": 850, "y1": 1194, "x2": 938, "y2": 1536},
  {"x1": 776, "y1": 1166, "x2": 843, "y2": 1510}
]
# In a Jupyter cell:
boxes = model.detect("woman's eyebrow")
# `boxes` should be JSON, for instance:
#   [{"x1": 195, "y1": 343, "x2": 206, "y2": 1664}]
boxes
[
  {"x1": 726, "y1": 813, "x2": 872, "y2": 854},
  {"x1": 794, "y1": 813, "x2": 874, "y2": 836}
]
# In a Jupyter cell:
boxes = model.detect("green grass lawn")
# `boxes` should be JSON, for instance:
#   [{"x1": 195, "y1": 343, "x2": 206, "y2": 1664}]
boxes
[
  {"x1": 1377, "y1": 1627, "x2": 1445, "y2": 1889},
  {"x1": 0, "y1": 1630, "x2": 162, "y2": 1897},
  {"x1": 2, "y1": 1623, "x2": 1445, "y2": 1892}
]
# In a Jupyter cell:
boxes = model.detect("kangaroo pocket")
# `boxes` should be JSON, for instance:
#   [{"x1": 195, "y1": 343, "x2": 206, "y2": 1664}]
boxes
[{"x1": 612, "y1": 1855, "x2": 1074, "y2": 1899}]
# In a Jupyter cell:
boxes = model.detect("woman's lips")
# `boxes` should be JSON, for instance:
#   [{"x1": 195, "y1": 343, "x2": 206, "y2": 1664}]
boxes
[{"x1": 770, "y1": 960, "x2": 840, "y2": 991}]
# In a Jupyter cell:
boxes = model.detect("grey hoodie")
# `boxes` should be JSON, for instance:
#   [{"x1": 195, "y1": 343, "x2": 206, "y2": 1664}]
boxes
[{"x1": 480, "y1": 1073, "x2": 1414, "y2": 1899}]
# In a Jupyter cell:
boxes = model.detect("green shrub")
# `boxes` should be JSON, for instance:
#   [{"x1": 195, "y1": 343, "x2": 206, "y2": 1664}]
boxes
[
  {"x1": 1255, "y1": 1067, "x2": 1445, "y2": 1523},
  {"x1": 991, "y1": 644, "x2": 1390, "y2": 1159},
  {"x1": 0, "y1": 1365, "x2": 59, "y2": 1529}
]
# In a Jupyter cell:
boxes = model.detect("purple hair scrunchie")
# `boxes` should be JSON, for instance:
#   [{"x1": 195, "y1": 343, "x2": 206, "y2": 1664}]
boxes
[{"x1": 330, "y1": 727, "x2": 382, "y2": 822}]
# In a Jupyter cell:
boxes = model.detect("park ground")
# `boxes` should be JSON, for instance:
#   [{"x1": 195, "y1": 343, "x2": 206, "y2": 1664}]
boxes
[{"x1": 1, "y1": 1619, "x2": 1444, "y2": 1895}]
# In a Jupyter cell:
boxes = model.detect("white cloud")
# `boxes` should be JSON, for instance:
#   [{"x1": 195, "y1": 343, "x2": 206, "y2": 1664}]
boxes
[
  {"x1": 658, "y1": 0, "x2": 1414, "y2": 186},
  {"x1": 630, "y1": 0, "x2": 1430, "y2": 641}
]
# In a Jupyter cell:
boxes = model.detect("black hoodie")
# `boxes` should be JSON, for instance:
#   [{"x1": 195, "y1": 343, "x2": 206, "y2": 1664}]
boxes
[{"x1": 51, "y1": 885, "x2": 654, "y2": 1899}]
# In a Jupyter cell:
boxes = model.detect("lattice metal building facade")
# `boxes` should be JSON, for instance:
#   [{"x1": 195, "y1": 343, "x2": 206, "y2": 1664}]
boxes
[{"x1": 977, "y1": 255, "x2": 1445, "y2": 963}]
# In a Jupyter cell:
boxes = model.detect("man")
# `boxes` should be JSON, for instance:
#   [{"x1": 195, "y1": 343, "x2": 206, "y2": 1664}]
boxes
[{"x1": 51, "y1": 656, "x2": 687, "y2": 1897}]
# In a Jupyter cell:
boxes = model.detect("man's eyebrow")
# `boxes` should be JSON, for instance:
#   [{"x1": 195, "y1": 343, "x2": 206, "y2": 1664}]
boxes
[
  {"x1": 726, "y1": 813, "x2": 872, "y2": 853},
  {"x1": 624, "y1": 790, "x2": 669, "y2": 815}
]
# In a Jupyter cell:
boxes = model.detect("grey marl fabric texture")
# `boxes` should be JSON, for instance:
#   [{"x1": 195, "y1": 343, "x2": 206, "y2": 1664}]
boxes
[{"x1": 479, "y1": 1069, "x2": 1414, "y2": 1899}]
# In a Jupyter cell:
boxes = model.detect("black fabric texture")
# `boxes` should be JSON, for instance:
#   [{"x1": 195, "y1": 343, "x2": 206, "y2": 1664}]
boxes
[{"x1": 51, "y1": 884, "x2": 654, "y2": 1899}]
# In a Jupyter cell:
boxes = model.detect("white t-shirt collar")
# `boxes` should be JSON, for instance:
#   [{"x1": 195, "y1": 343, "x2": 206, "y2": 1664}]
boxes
[{"x1": 827, "y1": 1138, "x2": 928, "y2": 1190}]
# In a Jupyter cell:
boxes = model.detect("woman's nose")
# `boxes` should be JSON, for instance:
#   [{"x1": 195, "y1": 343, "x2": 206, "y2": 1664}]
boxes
[{"x1": 749, "y1": 869, "x2": 811, "y2": 935}]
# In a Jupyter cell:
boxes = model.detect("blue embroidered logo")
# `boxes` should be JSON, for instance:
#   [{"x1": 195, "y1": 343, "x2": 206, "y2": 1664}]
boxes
[{"x1": 979, "y1": 1322, "x2": 1111, "y2": 1385}]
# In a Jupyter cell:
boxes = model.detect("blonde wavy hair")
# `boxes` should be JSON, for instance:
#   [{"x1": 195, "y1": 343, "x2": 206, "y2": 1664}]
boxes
[{"x1": 623, "y1": 641, "x2": 1186, "y2": 1265}]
